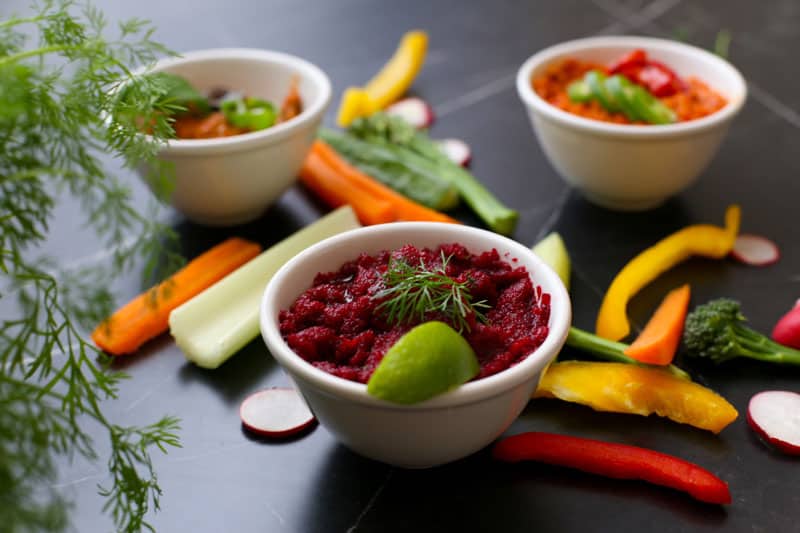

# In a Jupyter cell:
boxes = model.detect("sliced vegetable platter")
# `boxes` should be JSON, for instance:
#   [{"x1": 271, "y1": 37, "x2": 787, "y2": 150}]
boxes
[{"x1": 25, "y1": 0, "x2": 800, "y2": 531}]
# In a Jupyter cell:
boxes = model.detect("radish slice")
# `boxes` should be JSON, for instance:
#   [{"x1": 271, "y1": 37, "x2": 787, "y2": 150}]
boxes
[
  {"x1": 731, "y1": 234, "x2": 780, "y2": 266},
  {"x1": 239, "y1": 387, "x2": 316, "y2": 438},
  {"x1": 747, "y1": 390, "x2": 800, "y2": 456},
  {"x1": 436, "y1": 138, "x2": 472, "y2": 167},
  {"x1": 385, "y1": 97, "x2": 435, "y2": 129}
]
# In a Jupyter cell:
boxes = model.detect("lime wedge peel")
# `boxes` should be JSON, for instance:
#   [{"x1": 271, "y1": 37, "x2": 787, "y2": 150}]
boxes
[
  {"x1": 366, "y1": 321, "x2": 480, "y2": 404},
  {"x1": 531, "y1": 232, "x2": 571, "y2": 292}
]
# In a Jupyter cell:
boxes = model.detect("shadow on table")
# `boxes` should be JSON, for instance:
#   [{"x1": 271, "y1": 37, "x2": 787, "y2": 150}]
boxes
[
  {"x1": 171, "y1": 186, "x2": 321, "y2": 259},
  {"x1": 298, "y1": 435, "x2": 728, "y2": 533},
  {"x1": 177, "y1": 336, "x2": 279, "y2": 407}
]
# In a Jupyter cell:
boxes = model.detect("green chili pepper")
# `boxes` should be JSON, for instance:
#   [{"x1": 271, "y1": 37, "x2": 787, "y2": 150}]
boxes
[
  {"x1": 567, "y1": 80, "x2": 592, "y2": 103},
  {"x1": 585, "y1": 71, "x2": 620, "y2": 113},
  {"x1": 631, "y1": 85, "x2": 677, "y2": 125},
  {"x1": 567, "y1": 69, "x2": 677, "y2": 125},
  {"x1": 605, "y1": 75, "x2": 645, "y2": 122},
  {"x1": 221, "y1": 97, "x2": 277, "y2": 131}
]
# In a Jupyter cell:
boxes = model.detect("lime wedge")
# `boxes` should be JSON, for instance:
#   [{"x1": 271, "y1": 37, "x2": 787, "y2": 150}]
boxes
[
  {"x1": 367, "y1": 321, "x2": 479, "y2": 404},
  {"x1": 532, "y1": 232, "x2": 571, "y2": 291}
]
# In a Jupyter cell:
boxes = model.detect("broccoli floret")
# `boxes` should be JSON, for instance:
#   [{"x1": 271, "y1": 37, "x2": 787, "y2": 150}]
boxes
[{"x1": 684, "y1": 298, "x2": 800, "y2": 365}]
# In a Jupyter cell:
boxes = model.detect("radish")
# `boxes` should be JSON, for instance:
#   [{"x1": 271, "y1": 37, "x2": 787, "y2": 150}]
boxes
[
  {"x1": 239, "y1": 387, "x2": 316, "y2": 438},
  {"x1": 385, "y1": 97, "x2": 435, "y2": 129},
  {"x1": 747, "y1": 390, "x2": 800, "y2": 456},
  {"x1": 436, "y1": 138, "x2": 472, "y2": 167},
  {"x1": 730, "y1": 234, "x2": 780, "y2": 266},
  {"x1": 772, "y1": 299, "x2": 800, "y2": 349}
]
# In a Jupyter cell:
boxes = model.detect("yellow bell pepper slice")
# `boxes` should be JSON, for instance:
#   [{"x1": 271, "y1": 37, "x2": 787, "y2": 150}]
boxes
[
  {"x1": 336, "y1": 30, "x2": 428, "y2": 126},
  {"x1": 596, "y1": 204, "x2": 740, "y2": 341},
  {"x1": 336, "y1": 88, "x2": 372, "y2": 129},
  {"x1": 534, "y1": 361, "x2": 738, "y2": 433}
]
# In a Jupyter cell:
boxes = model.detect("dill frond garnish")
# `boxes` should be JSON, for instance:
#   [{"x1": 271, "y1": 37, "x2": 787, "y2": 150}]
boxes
[{"x1": 374, "y1": 252, "x2": 489, "y2": 333}]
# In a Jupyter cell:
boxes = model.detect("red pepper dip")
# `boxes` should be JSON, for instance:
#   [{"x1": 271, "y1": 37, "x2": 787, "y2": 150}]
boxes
[
  {"x1": 278, "y1": 243, "x2": 551, "y2": 383},
  {"x1": 533, "y1": 55, "x2": 727, "y2": 124}
]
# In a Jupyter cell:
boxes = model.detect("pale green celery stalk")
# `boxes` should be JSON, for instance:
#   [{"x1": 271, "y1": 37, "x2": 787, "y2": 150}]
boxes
[{"x1": 169, "y1": 206, "x2": 360, "y2": 368}]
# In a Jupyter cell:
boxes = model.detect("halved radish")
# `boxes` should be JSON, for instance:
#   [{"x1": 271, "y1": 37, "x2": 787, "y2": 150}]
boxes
[
  {"x1": 240, "y1": 387, "x2": 316, "y2": 438},
  {"x1": 731, "y1": 234, "x2": 780, "y2": 266},
  {"x1": 747, "y1": 390, "x2": 800, "y2": 455},
  {"x1": 772, "y1": 300, "x2": 800, "y2": 349},
  {"x1": 436, "y1": 138, "x2": 472, "y2": 167},
  {"x1": 385, "y1": 97, "x2": 435, "y2": 129}
]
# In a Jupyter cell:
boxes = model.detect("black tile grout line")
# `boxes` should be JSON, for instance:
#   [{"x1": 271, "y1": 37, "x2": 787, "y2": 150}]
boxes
[
  {"x1": 345, "y1": 468, "x2": 394, "y2": 533},
  {"x1": 591, "y1": 0, "x2": 683, "y2": 31}
]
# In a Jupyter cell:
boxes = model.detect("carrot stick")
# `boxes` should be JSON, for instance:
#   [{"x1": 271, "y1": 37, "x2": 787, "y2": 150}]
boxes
[
  {"x1": 92, "y1": 237, "x2": 262, "y2": 355},
  {"x1": 312, "y1": 140, "x2": 460, "y2": 225},
  {"x1": 299, "y1": 151, "x2": 396, "y2": 225},
  {"x1": 624, "y1": 284, "x2": 691, "y2": 365}
]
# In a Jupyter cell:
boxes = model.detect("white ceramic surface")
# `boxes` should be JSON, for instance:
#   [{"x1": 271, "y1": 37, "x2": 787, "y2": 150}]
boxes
[
  {"x1": 138, "y1": 48, "x2": 331, "y2": 226},
  {"x1": 260, "y1": 223, "x2": 572, "y2": 468},
  {"x1": 516, "y1": 36, "x2": 747, "y2": 211}
]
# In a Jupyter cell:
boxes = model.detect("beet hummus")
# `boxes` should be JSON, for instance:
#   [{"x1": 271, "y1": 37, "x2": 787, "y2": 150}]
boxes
[{"x1": 278, "y1": 243, "x2": 551, "y2": 384}]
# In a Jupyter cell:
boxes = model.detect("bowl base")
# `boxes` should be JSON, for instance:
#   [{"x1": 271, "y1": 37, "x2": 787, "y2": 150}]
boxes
[{"x1": 581, "y1": 191, "x2": 668, "y2": 212}]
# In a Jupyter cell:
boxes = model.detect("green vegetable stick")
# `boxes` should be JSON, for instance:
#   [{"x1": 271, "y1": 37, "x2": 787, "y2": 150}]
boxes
[{"x1": 169, "y1": 206, "x2": 361, "y2": 368}]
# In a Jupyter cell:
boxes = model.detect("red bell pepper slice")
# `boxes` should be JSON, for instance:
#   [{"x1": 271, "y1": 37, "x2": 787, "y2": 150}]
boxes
[
  {"x1": 609, "y1": 50, "x2": 686, "y2": 97},
  {"x1": 492, "y1": 432, "x2": 731, "y2": 505},
  {"x1": 608, "y1": 49, "x2": 647, "y2": 74}
]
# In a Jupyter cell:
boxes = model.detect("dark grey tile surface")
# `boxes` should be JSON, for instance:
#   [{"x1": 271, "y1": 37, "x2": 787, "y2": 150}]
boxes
[{"x1": 5, "y1": 0, "x2": 800, "y2": 531}]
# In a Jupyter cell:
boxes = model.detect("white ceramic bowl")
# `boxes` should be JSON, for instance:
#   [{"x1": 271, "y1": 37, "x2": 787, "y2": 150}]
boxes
[
  {"x1": 259, "y1": 222, "x2": 571, "y2": 468},
  {"x1": 138, "y1": 48, "x2": 331, "y2": 226},
  {"x1": 516, "y1": 36, "x2": 747, "y2": 211}
]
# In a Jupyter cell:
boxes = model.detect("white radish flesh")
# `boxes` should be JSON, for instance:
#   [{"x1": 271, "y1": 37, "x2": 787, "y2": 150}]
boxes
[
  {"x1": 384, "y1": 97, "x2": 435, "y2": 129},
  {"x1": 240, "y1": 387, "x2": 316, "y2": 438},
  {"x1": 731, "y1": 234, "x2": 780, "y2": 266},
  {"x1": 747, "y1": 390, "x2": 800, "y2": 455},
  {"x1": 436, "y1": 138, "x2": 472, "y2": 167}
]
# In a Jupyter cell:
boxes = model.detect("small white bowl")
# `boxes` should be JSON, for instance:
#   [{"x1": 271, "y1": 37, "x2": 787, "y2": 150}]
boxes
[
  {"x1": 138, "y1": 48, "x2": 331, "y2": 226},
  {"x1": 516, "y1": 36, "x2": 747, "y2": 211},
  {"x1": 259, "y1": 222, "x2": 571, "y2": 468}
]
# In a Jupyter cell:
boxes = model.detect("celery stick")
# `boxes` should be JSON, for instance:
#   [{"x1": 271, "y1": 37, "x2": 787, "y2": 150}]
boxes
[{"x1": 169, "y1": 206, "x2": 361, "y2": 369}]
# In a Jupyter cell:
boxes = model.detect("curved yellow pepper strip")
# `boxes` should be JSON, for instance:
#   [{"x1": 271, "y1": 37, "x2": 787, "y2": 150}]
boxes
[
  {"x1": 534, "y1": 361, "x2": 738, "y2": 433},
  {"x1": 336, "y1": 87, "x2": 371, "y2": 128},
  {"x1": 595, "y1": 204, "x2": 741, "y2": 341},
  {"x1": 336, "y1": 30, "x2": 428, "y2": 127}
]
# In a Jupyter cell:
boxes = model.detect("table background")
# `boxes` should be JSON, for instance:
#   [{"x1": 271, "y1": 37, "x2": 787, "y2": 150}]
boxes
[{"x1": 6, "y1": 0, "x2": 799, "y2": 531}]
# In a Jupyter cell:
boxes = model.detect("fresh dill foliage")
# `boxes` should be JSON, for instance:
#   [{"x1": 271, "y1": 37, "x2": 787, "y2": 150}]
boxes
[
  {"x1": 713, "y1": 29, "x2": 732, "y2": 59},
  {"x1": 374, "y1": 252, "x2": 489, "y2": 333},
  {"x1": 1, "y1": 1, "x2": 185, "y2": 531}
]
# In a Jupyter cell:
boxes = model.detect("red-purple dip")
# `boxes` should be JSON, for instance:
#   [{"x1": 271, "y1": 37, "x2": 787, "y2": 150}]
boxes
[{"x1": 278, "y1": 243, "x2": 551, "y2": 383}]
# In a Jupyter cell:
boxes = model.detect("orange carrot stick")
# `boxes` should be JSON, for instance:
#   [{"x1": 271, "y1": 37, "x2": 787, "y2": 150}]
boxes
[
  {"x1": 624, "y1": 284, "x2": 691, "y2": 365},
  {"x1": 312, "y1": 140, "x2": 460, "y2": 225},
  {"x1": 92, "y1": 237, "x2": 262, "y2": 355},
  {"x1": 299, "y1": 151, "x2": 396, "y2": 225}
]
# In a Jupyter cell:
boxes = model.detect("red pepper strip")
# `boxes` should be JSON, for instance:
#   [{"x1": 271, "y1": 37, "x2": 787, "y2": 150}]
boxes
[
  {"x1": 637, "y1": 64, "x2": 676, "y2": 97},
  {"x1": 608, "y1": 48, "x2": 647, "y2": 74},
  {"x1": 492, "y1": 432, "x2": 731, "y2": 505}
]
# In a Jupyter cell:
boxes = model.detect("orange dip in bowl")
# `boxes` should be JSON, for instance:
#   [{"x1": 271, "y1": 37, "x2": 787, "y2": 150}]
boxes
[{"x1": 532, "y1": 58, "x2": 727, "y2": 124}]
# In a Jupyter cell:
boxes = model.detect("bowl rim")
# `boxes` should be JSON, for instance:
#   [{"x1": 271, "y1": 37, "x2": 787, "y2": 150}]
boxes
[
  {"x1": 516, "y1": 35, "x2": 748, "y2": 139},
  {"x1": 141, "y1": 47, "x2": 332, "y2": 155},
  {"x1": 259, "y1": 222, "x2": 572, "y2": 410}
]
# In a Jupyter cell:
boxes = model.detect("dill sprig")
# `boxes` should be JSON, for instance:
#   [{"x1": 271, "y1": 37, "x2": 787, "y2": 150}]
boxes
[
  {"x1": 1, "y1": 1, "x2": 184, "y2": 531},
  {"x1": 374, "y1": 252, "x2": 490, "y2": 333}
]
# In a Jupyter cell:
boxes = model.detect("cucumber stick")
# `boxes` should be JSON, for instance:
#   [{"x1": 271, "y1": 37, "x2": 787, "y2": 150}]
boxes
[{"x1": 169, "y1": 206, "x2": 361, "y2": 369}]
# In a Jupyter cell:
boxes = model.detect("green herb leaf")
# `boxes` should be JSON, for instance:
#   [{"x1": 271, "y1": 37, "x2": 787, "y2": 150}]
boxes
[
  {"x1": 1, "y1": 1, "x2": 184, "y2": 531},
  {"x1": 373, "y1": 252, "x2": 489, "y2": 333}
]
